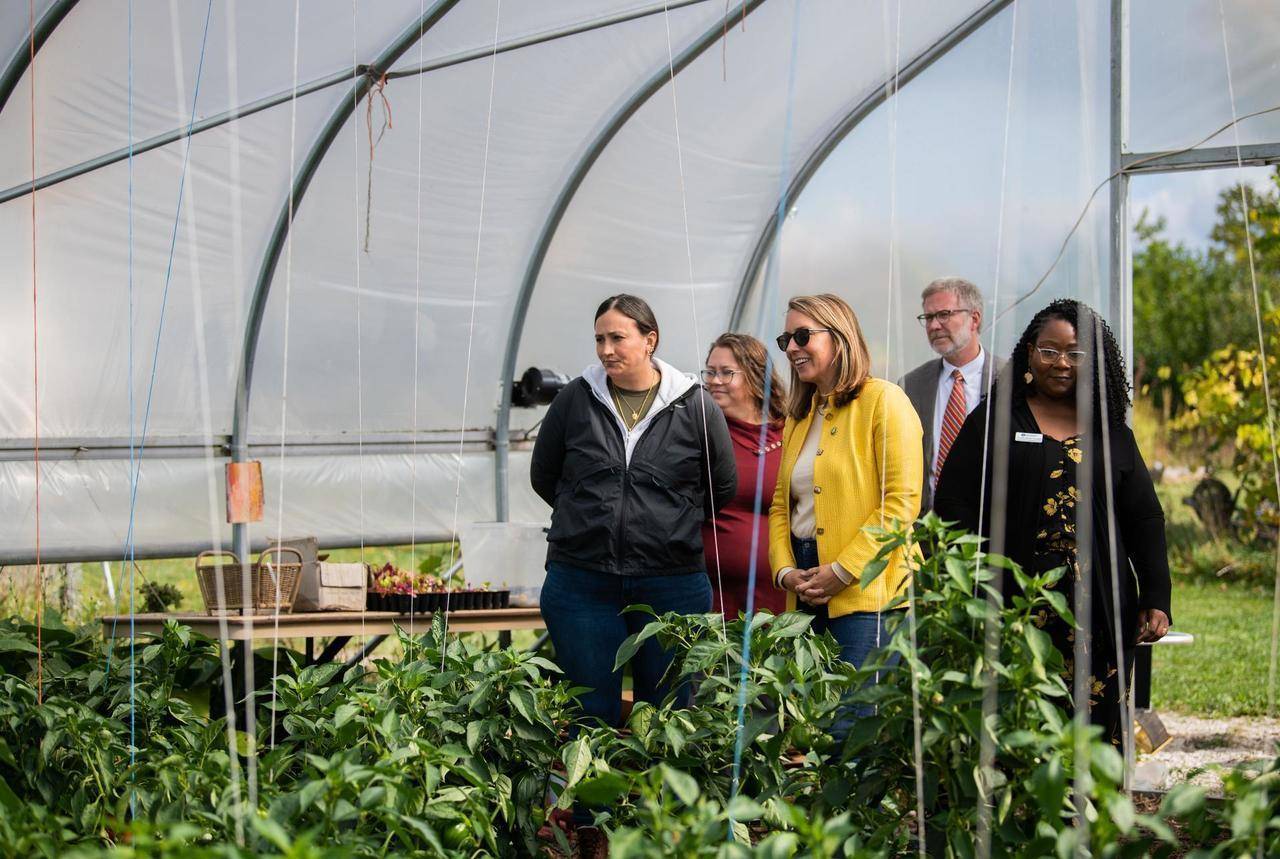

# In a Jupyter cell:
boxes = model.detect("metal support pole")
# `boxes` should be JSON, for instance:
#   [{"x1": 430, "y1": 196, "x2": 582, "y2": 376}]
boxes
[
  {"x1": 493, "y1": 0, "x2": 770, "y2": 522},
  {"x1": 728, "y1": 0, "x2": 1015, "y2": 330},
  {"x1": 0, "y1": 0, "x2": 79, "y2": 117},
  {"x1": 230, "y1": 0, "x2": 461, "y2": 574},
  {"x1": 1110, "y1": 0, "x2": 1130, "y2": 365}
]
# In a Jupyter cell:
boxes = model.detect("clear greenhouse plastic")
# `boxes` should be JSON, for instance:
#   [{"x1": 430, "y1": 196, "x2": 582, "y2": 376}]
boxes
[{"x1": 0, "y1": 0, "x2": 1276, "y2": 564}]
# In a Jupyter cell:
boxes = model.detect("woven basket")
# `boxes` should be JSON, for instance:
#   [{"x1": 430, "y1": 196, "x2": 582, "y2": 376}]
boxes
[{"x1": 195, "y1": 547, "x2": 303, "y2": 615}]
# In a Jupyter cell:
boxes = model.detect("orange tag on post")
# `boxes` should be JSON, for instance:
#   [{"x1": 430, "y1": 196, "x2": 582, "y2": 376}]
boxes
[{"x1": 225, "y1": 461, "x2": 264, "y2": 523}]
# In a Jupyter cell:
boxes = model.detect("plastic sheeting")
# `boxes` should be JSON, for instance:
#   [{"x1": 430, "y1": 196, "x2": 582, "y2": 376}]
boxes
[
  {"x1": 0, "y1": 449, "x2": 544, "y2": 564},
  {"x1": 2, "y1": 0, "x2": 1267, "y2": 561}
]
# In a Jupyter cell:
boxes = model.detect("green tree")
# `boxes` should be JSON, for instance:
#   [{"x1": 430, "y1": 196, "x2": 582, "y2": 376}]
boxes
[{"x1": 1131, "y1": 214, "x2": 1250, "y2": 408}]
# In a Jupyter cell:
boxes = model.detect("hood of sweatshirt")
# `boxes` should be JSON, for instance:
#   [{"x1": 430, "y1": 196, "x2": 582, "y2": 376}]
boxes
[{"x1": 582, "y1": 356, "x2": 700, "y2": 462}]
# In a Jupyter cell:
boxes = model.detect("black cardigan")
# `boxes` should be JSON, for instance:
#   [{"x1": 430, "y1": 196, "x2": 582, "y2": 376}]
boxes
[{"x1": 933, "y1": 396, "x2": 1172, "y2": 646}]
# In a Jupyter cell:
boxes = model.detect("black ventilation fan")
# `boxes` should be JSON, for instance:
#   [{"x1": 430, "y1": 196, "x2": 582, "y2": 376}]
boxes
[{"x1": 512, "y1": 367, "x2": 569, "y2": 407}]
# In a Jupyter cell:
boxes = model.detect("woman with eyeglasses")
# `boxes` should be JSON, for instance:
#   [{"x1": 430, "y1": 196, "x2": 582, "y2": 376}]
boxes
[
  {"x1": 933, "y1": 299, "x2": 1171, "y2": 747},
  {"x1": 701, "y1": 333, "x2": 788, "y2": 619},
  {"x1": 767, "y1": 294, "x2": 923, "y2": 730}
]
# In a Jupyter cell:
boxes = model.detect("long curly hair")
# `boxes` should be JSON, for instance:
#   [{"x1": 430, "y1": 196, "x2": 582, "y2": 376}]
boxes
[{"x1": 1006, "y1": 299, "x2": 1131, "y2": 430}]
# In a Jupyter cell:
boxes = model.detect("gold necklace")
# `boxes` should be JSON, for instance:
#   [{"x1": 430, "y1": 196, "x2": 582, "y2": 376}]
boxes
[{"x1": 611, "y1": 377, "x2": 658, "y2": 428}]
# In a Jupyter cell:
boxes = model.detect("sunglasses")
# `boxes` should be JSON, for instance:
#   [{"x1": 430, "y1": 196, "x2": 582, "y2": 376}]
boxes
[{"x1": 775, "y1": 327, "x2": 832, "y2": 351}]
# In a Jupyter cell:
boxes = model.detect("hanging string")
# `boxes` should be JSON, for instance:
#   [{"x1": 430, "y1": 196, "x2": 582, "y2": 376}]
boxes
[
  {"x1": 442, "y1": 0, "x2": 503, "y2": 669},
  {"x1": 729, "y1": 0, "x2": 801, "y2": 813},
  {"x1": 658, "y1": 0, "x2": 733, "y2": 686},
  {"x1": 1069, "y1": 1, "x2": 1134, "y2": 793},
  {"x1": 875, "y1": 0, "x2": 927, "y2": 851},
  {"x1": 409, "y1": 0, "x2": 427, "y2": 640},
  {"x1": 352, "y1": 0, "x2": 368, "y2": 655},
  {"x1": 166, "y1": 2, "x2": 249, "y2": 835},
  {"x1": 268, "y1": 0, "x2": 304, "y2": 750},
  {"x1": 362, "y1": 71, "x2": 393, "y2": 253},
  {"x1": 974, "y1": 4, "x2": 1019, "y2": 857},
  {"x1": 96, "y1": 0, "x2": 215, "y2": 815},
  {"x1": 27, "y1": 0, "x2": 43, "y2": 705},
  {"x1": 1216, "y1": 0, "x2": 1280, "y2": 722}
]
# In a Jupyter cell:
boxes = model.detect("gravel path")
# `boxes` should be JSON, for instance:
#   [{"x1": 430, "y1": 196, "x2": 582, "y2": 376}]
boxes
[{"x1": 1136, "y1": 711, "x2": 1279, "y2": 795}]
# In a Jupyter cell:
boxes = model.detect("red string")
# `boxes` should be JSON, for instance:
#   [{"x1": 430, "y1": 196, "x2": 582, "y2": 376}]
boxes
[
  {"x1": 362, "y1": 71, "x2": 393, "y2": 253},
  {"x1": 28, "y1": 0, "x2": 42, "y2": 703}
]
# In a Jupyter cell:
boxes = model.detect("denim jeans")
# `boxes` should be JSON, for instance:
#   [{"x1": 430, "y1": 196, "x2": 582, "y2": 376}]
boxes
[
  {"x1": 540, "y1": 562, "x2": 712, "y2": 728},
  {"x1": 791, "y1": 536, "x2": 899, "y2": 735}
]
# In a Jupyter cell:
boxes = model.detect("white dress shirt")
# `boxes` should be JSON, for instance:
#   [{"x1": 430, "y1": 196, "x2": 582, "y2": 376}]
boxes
[{"x1": 930, "y1": 348, "x2": 986, "y2": 488}]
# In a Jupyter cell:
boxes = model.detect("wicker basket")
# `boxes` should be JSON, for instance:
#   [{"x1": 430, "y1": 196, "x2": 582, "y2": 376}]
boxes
[{"x1": 195, "y1": 547, "x2": 303, "y2": 615}]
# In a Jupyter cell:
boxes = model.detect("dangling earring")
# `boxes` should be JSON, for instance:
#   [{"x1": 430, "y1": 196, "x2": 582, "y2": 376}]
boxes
[{"x1": 1024, "y1": 371, "x2": 1034, "y2": 385}]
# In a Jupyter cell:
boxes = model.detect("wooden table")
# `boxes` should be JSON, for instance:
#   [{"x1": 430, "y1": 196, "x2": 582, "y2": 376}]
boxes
[
  {"x1": 101, "y1": 608, "x2": 544, "y2": 641},
  {"x1": 101, "y1": 608, "x2": 545, "y2": 727}
]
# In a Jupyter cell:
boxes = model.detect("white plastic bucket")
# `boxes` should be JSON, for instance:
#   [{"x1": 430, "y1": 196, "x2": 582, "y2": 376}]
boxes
[{"x1": 458, "y1": 521, "x2": 549, "y2": 607}]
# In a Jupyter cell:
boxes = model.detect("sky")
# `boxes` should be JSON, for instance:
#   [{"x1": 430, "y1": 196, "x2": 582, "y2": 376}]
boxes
[
  {"x1": 1130, "y1": 167, "x2": 1276, "y2": 252},
  {"x1": 751, "y1": 0, "x2": 1280, "y2": 372}
]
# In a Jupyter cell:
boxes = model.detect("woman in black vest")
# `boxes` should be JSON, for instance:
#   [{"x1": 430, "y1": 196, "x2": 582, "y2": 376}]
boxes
[
  {"x1": 530, "y1": 294, "x2": 736, "y2": 728},
  {"x1": 934, "y1": 299, "x2": 1171, "y2": 745}
]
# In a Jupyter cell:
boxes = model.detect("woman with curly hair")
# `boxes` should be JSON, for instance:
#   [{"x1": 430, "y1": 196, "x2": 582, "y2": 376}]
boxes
[{"x1": 933, "y1": 299, "x2": 1171, "y2": 745}]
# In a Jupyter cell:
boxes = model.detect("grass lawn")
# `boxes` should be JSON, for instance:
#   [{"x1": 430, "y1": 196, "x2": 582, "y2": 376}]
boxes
[
  {"x1": 1151, "y1": 579, "x2": 1276, "y2": 717},
  {"x1": 1147, "y1": 471, "x2": 1278, "y2": 717}
]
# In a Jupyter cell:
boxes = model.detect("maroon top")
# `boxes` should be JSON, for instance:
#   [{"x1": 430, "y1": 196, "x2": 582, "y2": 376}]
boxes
[{"x1": 702, "y1": 414, "x2": 787, "y2": 620}]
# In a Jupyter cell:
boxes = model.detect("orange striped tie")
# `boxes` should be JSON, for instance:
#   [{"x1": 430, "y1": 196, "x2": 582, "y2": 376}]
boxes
[{"x1": 936, "y1": 369, "x2": 966, "y2": 479}]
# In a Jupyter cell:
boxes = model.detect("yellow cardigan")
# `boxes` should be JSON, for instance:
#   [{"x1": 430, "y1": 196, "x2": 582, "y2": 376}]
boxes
[{"x1": 768, "y1": 377, "x2": 923, "y2": 618}]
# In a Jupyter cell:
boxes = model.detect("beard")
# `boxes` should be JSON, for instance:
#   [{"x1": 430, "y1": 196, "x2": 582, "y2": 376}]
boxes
[{"x1": 930, "y1": 326, "x2": 973, "y2": 360}]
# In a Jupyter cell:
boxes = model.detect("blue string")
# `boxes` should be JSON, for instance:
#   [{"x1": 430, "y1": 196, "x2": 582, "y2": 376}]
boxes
[
  {"x1": 106, "y1": 0, "x2": 216, "y2": 815},
  {"x1": 729, "y1": 0, "x2": 804, "y2": 819}
]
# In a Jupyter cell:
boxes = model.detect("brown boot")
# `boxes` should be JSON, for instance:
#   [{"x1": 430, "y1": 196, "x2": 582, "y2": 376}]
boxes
[{"x1": 575, "y1": 825, "x2": 608, "y2": 859}]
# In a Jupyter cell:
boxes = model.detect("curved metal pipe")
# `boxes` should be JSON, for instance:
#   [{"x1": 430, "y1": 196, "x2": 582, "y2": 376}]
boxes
[
  {"x1": 0, "y1": 0, "x2": 721, "y2": 207},
  {"x1": 493, "y1": 0, "x2": 771, "y2": 522},
  {"x1": 0, "y1": 0, "x2": 78, "y2": 118},
  {"x1": 728, "y1": 0, "x2": 1014, "y2": 331},
  {"x1": 230, "y1": 0, "x2": 462, "y2": 562}
]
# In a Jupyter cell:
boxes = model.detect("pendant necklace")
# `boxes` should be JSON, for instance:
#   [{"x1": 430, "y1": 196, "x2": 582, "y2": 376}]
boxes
[{"x1": 611, "y1": 377, "x2": 658, "y2": 430}]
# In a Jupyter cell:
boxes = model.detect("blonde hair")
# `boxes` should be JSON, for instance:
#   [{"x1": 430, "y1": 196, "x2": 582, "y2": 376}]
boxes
[{"x1": 783, "y1": 293, "x2": 872, "y2": 420}]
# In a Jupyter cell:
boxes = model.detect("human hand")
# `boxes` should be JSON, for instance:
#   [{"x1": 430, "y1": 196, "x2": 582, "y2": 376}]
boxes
[
  {"x1": 795, "y1": 564, "x2": 846, "y2": 606},
  {"x1": 1135, "y1": 608, "x2": 1170, "y2": 643},
  {"x1": 780, "y1": 567, "x2": 814, "y2": 594}
]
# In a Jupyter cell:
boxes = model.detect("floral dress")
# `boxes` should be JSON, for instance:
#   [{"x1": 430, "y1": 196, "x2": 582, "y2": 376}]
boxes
[{"x1": 1029, "y1": 436, "x2": 1123, "y2": 745}]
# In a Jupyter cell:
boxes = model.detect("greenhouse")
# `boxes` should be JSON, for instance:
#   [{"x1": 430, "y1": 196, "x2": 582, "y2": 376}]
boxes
[{"x1": 1, "y1": 0, "x2": 1278, "y2": 855}]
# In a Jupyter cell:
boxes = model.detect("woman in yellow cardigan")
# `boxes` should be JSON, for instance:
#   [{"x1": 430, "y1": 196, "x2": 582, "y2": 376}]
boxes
[{"x1": 769, "y1": 293, "x2": 923, "y2": 721}]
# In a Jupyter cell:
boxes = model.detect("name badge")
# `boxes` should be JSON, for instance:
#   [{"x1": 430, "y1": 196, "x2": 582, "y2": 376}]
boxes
[{"x1": 1015, "y1": 431, "x2": 1043, "y2": 444}]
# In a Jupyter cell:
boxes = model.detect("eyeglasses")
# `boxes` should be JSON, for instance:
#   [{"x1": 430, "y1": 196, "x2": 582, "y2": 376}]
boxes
[
  {"x1": 775, "y1": 327, "x2": 832, "y2": 351},
  {"x1": 1033, "y1": 347, "x2": 1088, "y2": 366},
  {"x1": 700, "y1": 368, "x2": 741, "y2": 383},
  {"x1": 916, "y1": 308, "x2": 974, "y2": 327}
]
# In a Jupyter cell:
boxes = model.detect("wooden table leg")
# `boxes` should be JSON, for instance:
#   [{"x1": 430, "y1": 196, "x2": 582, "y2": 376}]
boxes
[{"x1": 1134, "y1": 645, "x2": 1153, "y2": 710}]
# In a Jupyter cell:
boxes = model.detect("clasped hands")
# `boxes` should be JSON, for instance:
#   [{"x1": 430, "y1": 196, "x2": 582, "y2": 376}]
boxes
[{"x1": 781, "y1": 564, "x2": 847, "y2": 606}]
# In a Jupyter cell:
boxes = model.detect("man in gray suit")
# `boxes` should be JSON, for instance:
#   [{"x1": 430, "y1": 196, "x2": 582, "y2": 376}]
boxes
[{"x1": 899, "y1": 277, "x2": 1004, "y2": 513}]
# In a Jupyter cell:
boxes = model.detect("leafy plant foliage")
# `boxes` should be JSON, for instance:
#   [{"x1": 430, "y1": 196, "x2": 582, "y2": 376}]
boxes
[{"x1": 0, "y1": 521, "x2": 1276, "y2": 856}]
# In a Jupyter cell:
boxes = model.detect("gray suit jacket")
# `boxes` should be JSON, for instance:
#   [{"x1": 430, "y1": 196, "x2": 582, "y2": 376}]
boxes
[{"x1": 899, "y1": 350, "x2": 1005, "y2": 513}]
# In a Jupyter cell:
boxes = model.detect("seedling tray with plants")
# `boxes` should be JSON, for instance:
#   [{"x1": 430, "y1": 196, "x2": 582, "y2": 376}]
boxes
[{"x1": 365, "y1": 562, "x2": 510, "y2": 612}]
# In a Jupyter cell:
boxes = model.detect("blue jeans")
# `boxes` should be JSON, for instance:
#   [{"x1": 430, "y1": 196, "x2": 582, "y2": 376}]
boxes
[
  {"x1": 540, "y1": 562, "x2": 712, "y2": 728},
  {"x1": 792, "y1": 537, "x2": 899, "y2": 734}
]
